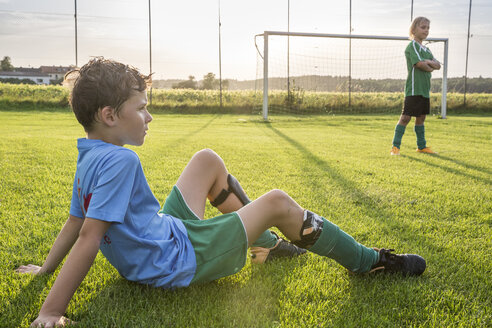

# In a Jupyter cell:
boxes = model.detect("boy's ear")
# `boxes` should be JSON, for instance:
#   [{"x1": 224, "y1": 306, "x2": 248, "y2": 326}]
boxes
[{"x1": 98, "y1": 106, "x2": 117, "y2": 127}]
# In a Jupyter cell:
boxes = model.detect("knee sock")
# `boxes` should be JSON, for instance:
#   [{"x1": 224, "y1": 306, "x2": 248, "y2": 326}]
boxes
[
  {"x1": 251, "y1": 230, "x2": 278, "y2": 248},
  {"x1": 309, "y1": 217, "x2": 379, "y2": 273},
  {"x1": 392, "y1": 124, "x2": 406, "y2": 148},
  {"x1": 414, "y1": 125, "x2": 426, "y2": 149}
]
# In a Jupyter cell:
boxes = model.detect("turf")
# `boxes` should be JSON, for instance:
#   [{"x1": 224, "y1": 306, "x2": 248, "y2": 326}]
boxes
[{"x1": 0, "y1": 111, "x2": 490, "y2": 327}]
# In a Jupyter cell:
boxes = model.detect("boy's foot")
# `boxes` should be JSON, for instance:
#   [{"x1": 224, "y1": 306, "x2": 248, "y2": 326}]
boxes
[
  {"x1": 390, "y1": 146, "x2": 400, "y2": 155},
  {"x1": 416, "y1": 147, "x2": 436, "y2": 154},
  {"x1": 250, "y1": 237, "x2": 307, "y2": 264},
  {"x1": 369, "y1": 248, "x2": 426, "y2": 276}
]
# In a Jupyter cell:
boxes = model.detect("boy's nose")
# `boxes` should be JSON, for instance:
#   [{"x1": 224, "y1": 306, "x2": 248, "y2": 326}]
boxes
[{"x1": 146, "y1": 110, "x2": 153, "y2": 123}]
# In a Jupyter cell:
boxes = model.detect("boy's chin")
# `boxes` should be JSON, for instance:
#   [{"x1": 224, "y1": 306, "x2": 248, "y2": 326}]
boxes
[{"x1": 126, "y1": 139, "x2": 145, "y2": 147}]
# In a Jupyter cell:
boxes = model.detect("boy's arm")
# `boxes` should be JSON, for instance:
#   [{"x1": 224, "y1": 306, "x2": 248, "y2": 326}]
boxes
[
  {"x1": 31, "y1": 218, "x2": 111, "y2": 327},
  {"x1": 427, "y1": 59, "x2": 441, "y2": 70},
  {"x1": 415, "y1": 60, "x2": 435, "y2": 72},
  {"x1": 16, "y1": 215, "x2": 84, "y2": 275}
]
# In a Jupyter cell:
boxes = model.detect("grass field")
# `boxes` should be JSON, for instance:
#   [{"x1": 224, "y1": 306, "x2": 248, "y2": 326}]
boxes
[
  {"x1": 1, "y1": 82, "x2": 492, "y2": 114},
  {"x1": 0, "y1": 111, "x2": 491, "y2": 327}
]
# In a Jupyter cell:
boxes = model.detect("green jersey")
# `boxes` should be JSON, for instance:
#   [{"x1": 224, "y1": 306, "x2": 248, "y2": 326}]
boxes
[{"x1": 404, "y1": 40, "x2": 435, "y2": 98}]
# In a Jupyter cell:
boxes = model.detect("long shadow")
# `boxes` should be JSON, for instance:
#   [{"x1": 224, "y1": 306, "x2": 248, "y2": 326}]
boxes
[
  {"x1": 402, "y1": 154, "x2": 492, "y2": 185},
  {"x1": 436, "y1": 154, "x2": 492, "y2": 177},
  {"x1": 258, "y1": 123, "x2": 490, "y2": 324},
  {"x1": 161, "y1": 114, "x2": 220, "y2": 148},
  {"x1": 260, "y1": 122, "x2": 450, "y2": 257},
  {"x1": 0, "y1": 274, "x2": 52, "y2": 327},
  {"x1": 74, "y1": 268, "x2": 289, "y2": 326}
]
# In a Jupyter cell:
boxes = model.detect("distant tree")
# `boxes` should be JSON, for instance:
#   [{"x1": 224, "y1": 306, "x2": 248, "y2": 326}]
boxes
[
  {"x1": 201, "y1": 72, "x2": 219, "y2": 90},
  {"x1": 172, "y1": 75, "x2": 198, "y2": 89},
  {"x1": 222, "y1": 79, "x2": 230, "y2": 90},
  {"x1": 0, "y1": 77, "x2": 36, "y2": 85},
  {"x1": 50, "y1": 77, "x2": 64, "y2": 85},
  {"x1": 1, "y1": 56, "x2": 14, "y2": 71}
]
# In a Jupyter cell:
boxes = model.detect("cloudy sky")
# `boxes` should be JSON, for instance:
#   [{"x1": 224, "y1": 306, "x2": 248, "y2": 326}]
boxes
[{"x1": 1, "y1": 0, "x2": 491, "y2": 80}]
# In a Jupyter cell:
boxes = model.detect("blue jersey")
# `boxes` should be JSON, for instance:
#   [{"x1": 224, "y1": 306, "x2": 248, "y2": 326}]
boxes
[{"x1": 69, "y1": 138, "x2": 196, "y2": 289}]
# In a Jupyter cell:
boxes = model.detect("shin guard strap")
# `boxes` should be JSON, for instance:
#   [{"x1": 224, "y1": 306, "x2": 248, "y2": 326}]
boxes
[
  {"x1": 210, "y1": 174, "x2": 251, "y2": 207},
  {"x1": 210, "y1": 189, "x2": 231, "y2": 207},
  {"x1": 227, "y1": 174, "x2": 251, "y2": 206},
  {"x1": 293, "y1": 210, "x2": 324, "y2": 249}
]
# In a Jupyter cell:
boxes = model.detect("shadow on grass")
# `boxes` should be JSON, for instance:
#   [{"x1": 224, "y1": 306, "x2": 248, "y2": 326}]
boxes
[
  {"x1": 0, "y1": 274, "x2": 52, "y2": 327},
  {"x1": 402, "y1": 154, "x2": 491, "y2": 185},
  {"x1": 259, "y1": 122, "x2": 447, "y2": 258},
  {"x1": 433, "y1": 154, "x2": 492, "y2": 177},
  {"x1": 165, "y1": 114, "x2": 220, "y2": 148},
  {"x1": 256, "y1": 123, "x2": 491, "y2": 324},
  {"x1": 73, "y1": 264, "x2": 292, "y2": 327}
]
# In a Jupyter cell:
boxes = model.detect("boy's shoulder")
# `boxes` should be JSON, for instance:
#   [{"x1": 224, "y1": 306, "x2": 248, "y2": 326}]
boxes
[
  {"x1": 77, "y1": 138, "x2": 141, "y2": 167},
  {"x1": 405, "y1": 40, "x2": 417, "y2": 52}
]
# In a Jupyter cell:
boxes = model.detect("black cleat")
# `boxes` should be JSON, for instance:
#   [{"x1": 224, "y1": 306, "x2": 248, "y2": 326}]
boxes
[
  {"x1": 250, "y1": 235, "x2": 307, "y2": 264},
  {"x1": 370, "y1": 248, "x2": 426, "y2": 276}
]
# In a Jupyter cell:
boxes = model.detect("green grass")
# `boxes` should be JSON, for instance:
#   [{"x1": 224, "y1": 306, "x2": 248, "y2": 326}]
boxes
[
  {"x1": 0, "y1": 111, "x2": 491, "y2": 327},
  {"x1": 1, "y1": 82, "x2": 492, "y2": 114}
]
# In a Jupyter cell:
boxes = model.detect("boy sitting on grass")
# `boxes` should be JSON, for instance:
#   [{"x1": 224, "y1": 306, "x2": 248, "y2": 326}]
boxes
[{"x1": 16, "y1": 58, "x2": 426, "y2": 327}]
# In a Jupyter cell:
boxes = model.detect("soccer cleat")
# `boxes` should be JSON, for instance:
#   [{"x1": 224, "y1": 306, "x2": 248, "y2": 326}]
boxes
[
  {"x1": 369, "y1": 248, "x2": 426, "y2": 276},
  {"x1": 390, "y1": 146, "x2": 400, "y2": 156},
  {"x1": 416, "y1": 147, "x2": 436, "y2": 154},
  {"x1": 250, "y1": 234, "x2": 307, "y2": 264}
]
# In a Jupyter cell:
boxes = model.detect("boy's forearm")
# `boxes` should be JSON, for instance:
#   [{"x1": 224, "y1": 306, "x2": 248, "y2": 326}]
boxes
[
  {"x1": 40, "y1": 215, "x2": 84, "y2": 273},
  {"x1": 38, "y1": 233, "x2": 100, "y2": 317},
  {"x1": 415, "y1": 61, "x2": 434, "y2": 72},
  {"x1": 428, "y1": 59, "x2": 441, "y2": 70}
]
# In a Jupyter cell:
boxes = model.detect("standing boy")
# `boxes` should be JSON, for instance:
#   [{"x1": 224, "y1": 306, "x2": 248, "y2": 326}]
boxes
[{"x1": 391, "y1": 17, "x2": 441, "y2": 155}]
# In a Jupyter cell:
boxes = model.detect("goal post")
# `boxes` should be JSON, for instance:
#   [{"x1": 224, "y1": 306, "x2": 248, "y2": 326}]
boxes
[{"x1": 257, "y1": 31, "x2": 449, "y2": 120}]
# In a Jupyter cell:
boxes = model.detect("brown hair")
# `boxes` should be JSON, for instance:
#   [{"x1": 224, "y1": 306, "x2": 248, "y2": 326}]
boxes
[
  {"x1": 64, "y1": 58, "x2": 151, "y2": 132},
  {"x1": 409, "y1": 16, "x2": 430, "y2": 39}
]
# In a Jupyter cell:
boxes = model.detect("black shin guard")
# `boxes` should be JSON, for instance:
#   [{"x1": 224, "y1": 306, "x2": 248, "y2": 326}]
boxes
[
  {"x1": 210, "y1": 174, "x2": 251, "y2": 207},
  {"x1": 293, "y1": 210, "x2": 324, "y2": 249}
]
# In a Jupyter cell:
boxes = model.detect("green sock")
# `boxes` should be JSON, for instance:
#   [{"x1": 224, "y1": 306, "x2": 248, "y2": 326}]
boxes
[
  {"x1": 251, "y1": 230, "x2": 278, "y2": 248},
  {"x1": 414, "y1": 125, "x2": 426, "y2": 149},
  {"x1": 392, "y1": 124, "x2": 406, "y2": 148},
  {"x1": 309, "y1": 217, "x2": 379, "y2": 273}
]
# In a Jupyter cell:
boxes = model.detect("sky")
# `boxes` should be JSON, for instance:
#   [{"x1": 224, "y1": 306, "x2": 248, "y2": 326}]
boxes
[{"x1": 0, "y1": 0, "x2": 491, "y2": 81}]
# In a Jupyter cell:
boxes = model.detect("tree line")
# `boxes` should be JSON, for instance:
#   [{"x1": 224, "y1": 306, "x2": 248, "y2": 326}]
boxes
[
  {"x1": 164, "y1": 73, "x2": 230, "y2": 90},
  {"x1": 153, "y1": 75, "x2": 492, "y2": 93}
]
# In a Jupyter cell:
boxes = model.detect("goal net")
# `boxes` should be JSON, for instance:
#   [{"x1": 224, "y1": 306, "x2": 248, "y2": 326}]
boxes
[{"x1": 255, "y1": 31, "x2": 448, "y2": 120}]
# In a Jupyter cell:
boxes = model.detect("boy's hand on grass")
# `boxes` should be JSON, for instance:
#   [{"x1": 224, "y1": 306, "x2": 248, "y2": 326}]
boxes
[
  {"x1": 15, "y1": 264, "x2": 43, "y2": 275},
  {"x1": 31, "y1": 314, "x2": 75, "y2": 327}
]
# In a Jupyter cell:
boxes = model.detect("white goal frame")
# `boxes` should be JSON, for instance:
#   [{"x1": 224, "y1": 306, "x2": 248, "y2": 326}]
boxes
[{"x1": 258, "y1": 31, "x2": 449, "y2": 120}]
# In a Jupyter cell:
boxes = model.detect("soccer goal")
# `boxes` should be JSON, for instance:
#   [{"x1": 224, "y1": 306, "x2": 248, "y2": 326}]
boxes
[{"x1": 255, "y1": 31, "x2": 448, "y2": 120}]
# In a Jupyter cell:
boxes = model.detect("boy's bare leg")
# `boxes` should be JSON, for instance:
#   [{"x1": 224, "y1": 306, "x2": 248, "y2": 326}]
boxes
[
  {"x1": 415, "y1": 114, "x2": 426, "y2": 125},
  {"x1": 176, "y1": 148, "x2": 245, "y2": 219},
  {"x1": 397, "y1": 114, "x2": 412, "y2": 126},
  {"x1": 237, "y1": 190, "x2": 304, "y2": 245},
  {"x1": 175, "y1": 149, "x2": 306, "y2": 262},
  {"x1": 176, "y1": 149, "x2": 425, "y2": 275}
]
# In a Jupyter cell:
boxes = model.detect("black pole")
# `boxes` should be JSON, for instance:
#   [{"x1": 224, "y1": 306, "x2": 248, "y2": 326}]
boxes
[
  {"x1": 74, "y1": 0, "x2": 78, "y2": 67},
  {"x1": 287, "y1": 0, "x2": 290, "y2": 102},
  {"x1": 218, "y1": 0, "x2": 222, "y2": 108},
  {"x1": 411, "y1": 0, "x2": 414, "y2": 22},
  {"x1": 148, "y1": 0, "x2": 153, "y2": 104},
  {"x1": 348, "y1": 0, "x2": 352, "y2": 107},
  {"x1": 464, "y1": 0, "x2": 472, "y2": 107}
]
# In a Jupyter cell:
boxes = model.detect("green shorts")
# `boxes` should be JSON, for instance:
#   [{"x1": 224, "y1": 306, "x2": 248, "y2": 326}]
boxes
[{"x1": 159, "y1": 186, "x2": 248, "y2": 285}]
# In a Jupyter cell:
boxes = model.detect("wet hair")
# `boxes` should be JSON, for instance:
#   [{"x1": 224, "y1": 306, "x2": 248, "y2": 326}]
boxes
[
  {"x1": 64, "y1": 57, "x2": 151, "y2": 132},
  {"x1": 409, "y1": 17, "x2": 430, "y2": 39}
]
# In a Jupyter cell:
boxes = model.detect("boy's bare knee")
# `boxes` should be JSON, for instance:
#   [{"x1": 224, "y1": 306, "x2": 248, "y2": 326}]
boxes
[
  {"x1": 264, "y1": 189, "x2": 292, "y2": 216},
  {"x1": 193, "y1": 148, "x2": 221, "y2": 165},
  {"x1": 399, "y1": 115, "x2": 411, "y2": 125}
]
